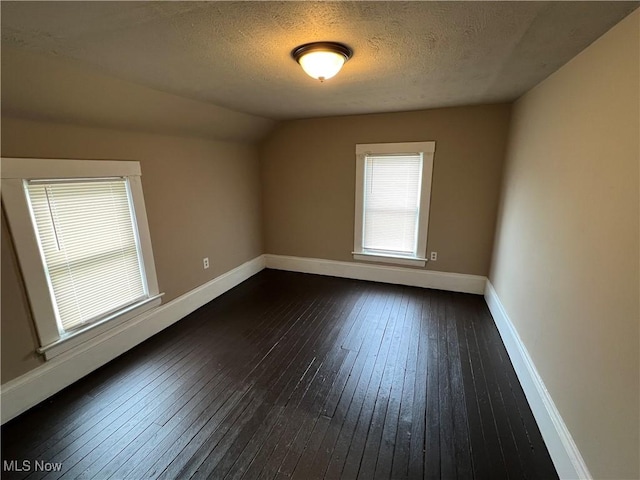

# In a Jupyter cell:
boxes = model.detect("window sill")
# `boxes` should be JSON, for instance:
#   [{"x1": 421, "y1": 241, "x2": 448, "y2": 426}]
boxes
[
  {"x1": 37, "y1": 294, "x2": 164, "y2": 360},
  {"x1": 352, "y1": 252, "x2": 427, "y2": 267}
]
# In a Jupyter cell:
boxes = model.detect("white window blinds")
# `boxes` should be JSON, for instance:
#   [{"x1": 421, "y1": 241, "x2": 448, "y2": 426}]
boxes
[
  {"x1": 363, "y1": 154, "x2": 423, "y2": 255},
  {"x1": 26, "y1": 178, "x2": 147, "y2": 333}
]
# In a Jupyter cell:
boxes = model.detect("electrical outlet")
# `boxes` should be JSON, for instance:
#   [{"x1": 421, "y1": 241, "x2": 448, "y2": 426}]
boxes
[
  {"x1": 430, "y1": 251, "x2": 438, "y2": 261},
  {"x1": 203, "y1": 257, "x2": 210, "y2": 269}
]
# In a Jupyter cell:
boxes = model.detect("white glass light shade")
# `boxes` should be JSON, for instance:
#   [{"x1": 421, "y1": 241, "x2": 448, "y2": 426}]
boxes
[
  {"x1": 292, "y1": 42, "x2": 352, "y2": 82},
  {"x1": 298, "y1": 50, "x2": 346, "y2": 81}
]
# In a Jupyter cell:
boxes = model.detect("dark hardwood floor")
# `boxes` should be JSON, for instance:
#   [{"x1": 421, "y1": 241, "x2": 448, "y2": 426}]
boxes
[{"x1": 1, "y1": 269, "x2": 558, "y2": 479}]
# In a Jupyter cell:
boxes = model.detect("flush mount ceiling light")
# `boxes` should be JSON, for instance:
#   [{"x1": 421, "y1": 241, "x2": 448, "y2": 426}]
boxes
[{"x1": 291, "y1": 42, "x2": 353, "y2": 82}]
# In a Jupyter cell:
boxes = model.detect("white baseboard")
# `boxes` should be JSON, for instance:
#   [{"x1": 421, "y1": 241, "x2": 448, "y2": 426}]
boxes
[
  {"x1": 264, "y1": 254, "x2": 487, "y2": 294},
  {"x1": 0, "y1": 255, "x2": 266, "y2": 424},
  {"x1": 484, "y1": 281, "x2": 591, "y2": 480}
]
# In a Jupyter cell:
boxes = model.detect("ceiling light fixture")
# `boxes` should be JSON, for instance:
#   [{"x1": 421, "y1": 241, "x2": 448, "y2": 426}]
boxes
[{"x1": 291, "y1": 42, "x2": 353, "y2": 82}]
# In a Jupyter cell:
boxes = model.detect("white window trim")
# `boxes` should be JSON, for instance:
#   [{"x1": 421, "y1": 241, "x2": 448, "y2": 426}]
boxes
[
  {"x1": 353, "y1": 141, "x2": 436, "y2": 268},
  {"x1": 1, "y1": 158, "x2": 163, "y2": 360}
]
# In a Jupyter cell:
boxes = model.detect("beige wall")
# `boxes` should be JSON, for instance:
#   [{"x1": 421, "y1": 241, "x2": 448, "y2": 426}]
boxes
[
  {"x1": 260, "y1": 104, "x2": 511, "y2": 276},
  {"x1": 489, "y1": 9, "x2": 639, "y2": 479},
  {"x1": 1, "y1": 211, "x2": 44, "y2": 379},
  {"x1": 1, "y1": 117, "x2": 264, "y2": 383}
]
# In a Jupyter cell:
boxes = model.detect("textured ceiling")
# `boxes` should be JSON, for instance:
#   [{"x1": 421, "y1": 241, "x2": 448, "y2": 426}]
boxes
[{"x1": 1, "y1": 1, "x2": 638, "y2": 120}]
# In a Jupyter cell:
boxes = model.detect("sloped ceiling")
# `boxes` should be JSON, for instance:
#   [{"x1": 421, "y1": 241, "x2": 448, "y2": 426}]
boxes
[
  {"x1": 1, "y1": 46, "x2": 275, "y2": 143},
  {"x1": 1, "y1": 1, "x2": 638, "y2": 139}
]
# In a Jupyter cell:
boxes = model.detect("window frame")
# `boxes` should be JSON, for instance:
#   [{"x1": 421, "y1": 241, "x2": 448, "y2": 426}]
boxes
[
  {"x1": 1, "y1": 158, "x2": 162, "y2": 360},
  {"x1": 353, "y1": 141, "x2": 436, "y2": 267}
]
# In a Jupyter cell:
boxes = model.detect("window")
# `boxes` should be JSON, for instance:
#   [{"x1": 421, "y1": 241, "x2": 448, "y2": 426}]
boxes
[
  {"x1": 2, "y1": 158, "x2": 162, "y2": 359},
  {"x1": 353, "y1": 142, "x2": 435, "y2": 267}
]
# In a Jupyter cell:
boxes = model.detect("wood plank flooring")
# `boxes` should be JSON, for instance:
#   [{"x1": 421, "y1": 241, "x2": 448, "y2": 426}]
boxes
[{"x1": 1, "y1": 269, "x2": 558, "y2": 479}]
